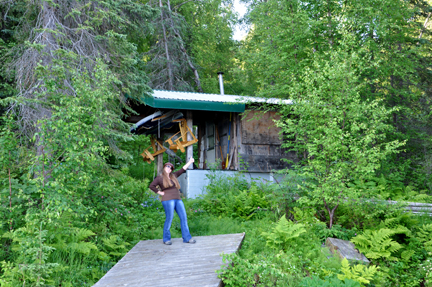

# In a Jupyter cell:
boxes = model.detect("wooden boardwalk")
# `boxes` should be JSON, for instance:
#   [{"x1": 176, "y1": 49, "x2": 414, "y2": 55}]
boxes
[{"x1": 93, "y1": 233, "x2": 245, "y2": 287}]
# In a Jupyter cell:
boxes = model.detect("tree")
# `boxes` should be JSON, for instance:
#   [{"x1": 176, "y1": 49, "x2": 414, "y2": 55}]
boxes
[
  {"x1": 0, "y1": 0, "x2": 19, "y2": 120},
  {"x1": 144, "y1": 0, "x2": 238, "y2": 93},
  {"x1": 242, "y1": 0, "x2": 432, "y2": 190},
  {"x1": 276, "y1": 47, "x2": 404, "y2": 228},
  {"x1": 240, "y1": 0, "x2": 419, "y2": 226},
  {"x1": 181, "y1": 0, "x2": 238, "y2": 94},
  {"x1": 1, "y1": 0, "x2": 155, "y2": 149}
]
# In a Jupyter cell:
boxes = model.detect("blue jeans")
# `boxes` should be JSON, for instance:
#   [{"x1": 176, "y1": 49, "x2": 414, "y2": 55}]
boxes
[{"x1": 161, "y1": 199, "x2": 192, "y2": 243}]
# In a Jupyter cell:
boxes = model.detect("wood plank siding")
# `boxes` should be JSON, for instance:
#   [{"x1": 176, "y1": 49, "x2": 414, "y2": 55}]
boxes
[{"x1": 238, "y1": 110, "x2": 297, "y2": 172}]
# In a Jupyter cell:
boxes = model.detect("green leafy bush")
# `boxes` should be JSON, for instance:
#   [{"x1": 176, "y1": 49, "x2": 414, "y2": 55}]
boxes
[
  {"x1": 201, "y1": 173, "x2": 269, "y2": 220},
  {"x1": 299, "y1": 276, "x2": 360, "y2": 287},
  {"x1": 217, "y1": 252, "x2": 298, "y2": 286}
]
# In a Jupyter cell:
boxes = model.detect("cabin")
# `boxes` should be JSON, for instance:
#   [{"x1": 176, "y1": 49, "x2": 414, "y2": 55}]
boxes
[{"x1": 125, "y1": 88, "x2": 295, "y2": 198}]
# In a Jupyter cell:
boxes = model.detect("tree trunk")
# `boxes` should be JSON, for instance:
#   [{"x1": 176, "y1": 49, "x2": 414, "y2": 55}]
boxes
[
  {"x1": 160, "y1": 0, "x2": 174, "y2": 90},
  {"x1": 165, "y1": 0, "x2": 203, "y2": 92},
  {"x1": 8, "y1": 151, "x2": 12, "y2": 231},
  {"x1": 323, "y1": 197, "x2": 339, "y2": 228},
  {"x1": 157, "y1": 136, "x2": 164, "y2": 175},
  {"x1": 419, "y1": 12, "x2": 431, "y2": 40}
]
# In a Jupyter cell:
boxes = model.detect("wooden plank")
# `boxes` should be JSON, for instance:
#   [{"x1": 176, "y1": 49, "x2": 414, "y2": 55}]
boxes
[
  {"x1": 241, "y1": 111, "x2": 282, "y2": 145},
  {"x1": 93, "y1": 233, "x2": 245, "y2": 287}
]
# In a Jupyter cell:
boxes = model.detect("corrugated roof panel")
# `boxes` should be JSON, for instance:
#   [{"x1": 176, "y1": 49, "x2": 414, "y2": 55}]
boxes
[
  {"x1": 153, "y1": 90, "x2": 245, "y2": 103},
  {"x1": 152, "y1": 90, "x2": 293, "y2": 105},
  {"x1": 139, "y1": 90, "x2": 292, "y2": 112}
]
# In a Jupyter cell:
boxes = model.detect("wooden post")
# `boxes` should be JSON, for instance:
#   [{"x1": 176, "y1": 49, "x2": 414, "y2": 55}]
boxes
[
  {"x1": 233, "y1": 114, "x2": 238, "y2": 170},
  {"x1": 237, "y1": 112, "x2": 245, "y2": 171},
  {"x1": 186, "y1": 111, "x2": 193, "y2": 169},
  {"x1": 198, "y1": 123, "x2": 204, "y2": 169},
  {"x1": 157, "y1": 135, "x2": 164, "y2": 175}
]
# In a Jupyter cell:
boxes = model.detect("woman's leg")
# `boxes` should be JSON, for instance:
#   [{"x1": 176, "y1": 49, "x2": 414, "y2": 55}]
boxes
[
  {"x1": 161, "y1": 200, "x2": 175, "y2": 243},
  {"x1": 174, "y1": 200, "x2": 192, "y2": 242}
]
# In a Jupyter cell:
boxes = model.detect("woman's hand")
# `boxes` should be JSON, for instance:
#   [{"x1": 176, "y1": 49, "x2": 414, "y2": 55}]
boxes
[
  {"x1": 157, "y1": 191, "x2": 164, "y2": 196},
  {"x1": 183, "y1": 157, "x2": 195, "y2": 170}
]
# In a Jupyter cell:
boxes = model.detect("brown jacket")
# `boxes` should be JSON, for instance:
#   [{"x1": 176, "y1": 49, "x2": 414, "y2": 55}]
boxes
[{"x1": 149, "y1": 168, "x2": 185, "y2": 201}]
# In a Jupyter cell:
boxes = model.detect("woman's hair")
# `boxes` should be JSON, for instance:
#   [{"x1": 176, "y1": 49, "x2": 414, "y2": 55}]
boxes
[{"x1": 162, "y1": 168, "x2": 180, "y2": 189}]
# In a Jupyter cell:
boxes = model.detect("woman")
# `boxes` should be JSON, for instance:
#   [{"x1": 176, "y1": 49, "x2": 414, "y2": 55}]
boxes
[{"x1": 149, "y1": 157, "x2": 196, "y2": 245}]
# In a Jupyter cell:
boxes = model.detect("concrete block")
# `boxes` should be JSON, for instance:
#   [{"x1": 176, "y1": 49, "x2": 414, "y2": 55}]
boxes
[{"x1": 326, "y1": 237, "x2": 370, "y2": 264}]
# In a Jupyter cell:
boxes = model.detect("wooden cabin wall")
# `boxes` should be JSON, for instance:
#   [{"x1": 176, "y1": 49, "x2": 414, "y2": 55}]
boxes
[
  {"x1": 215, "y1": 112, "x2": 237, "y2": 170},
  {"x1": 238, "y1": 110, "x2": 297, "y2": 172}
]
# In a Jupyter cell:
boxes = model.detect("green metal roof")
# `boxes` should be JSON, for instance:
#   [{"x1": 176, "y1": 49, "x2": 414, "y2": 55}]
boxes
[
  {"x1": 141, "y1": 90, "x2": 246, "y2": 112},
  {"x1": 138, "y1": 90, "x2": 292, "y2": 112}
]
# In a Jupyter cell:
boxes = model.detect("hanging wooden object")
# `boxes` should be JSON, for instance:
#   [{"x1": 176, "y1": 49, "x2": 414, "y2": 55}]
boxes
[
  {"x1": 165, "y1": 119, "x2": 198, "y2": 153},
  {"x1": 140, "y1": 136, "x2": 166, "y2": 164}
]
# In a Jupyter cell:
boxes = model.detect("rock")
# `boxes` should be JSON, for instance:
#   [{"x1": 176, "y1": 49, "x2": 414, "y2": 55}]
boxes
[{"x1": 325, "y1": 237, "x2": 370, "y2": 264}]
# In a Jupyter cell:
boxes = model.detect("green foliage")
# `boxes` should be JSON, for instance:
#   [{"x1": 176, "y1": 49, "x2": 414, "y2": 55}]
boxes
[
  {"x1": 351, "y1": 229, "x2": 403, "y2": 261},
  {"x1": 417, "y1": 224, "x2": 432, "y2": 254},
  {"x1": 312, "y1": 224, "x2": 357, "y2": 243},
  {"x1": 49, "y1": 223, "x2": 98, "y2": 256},
  {"x1": 178, "y1": 0, "x2": 238, "y2": 93},
  {"x1": 280, "y1": 49, "x2": 403, "y2": 228},
  {"x1": 217, "y1": 252, "x2": 299, "y2": 286},
  {"x1": 337, "y1": 258, "x2": 378, "y2": 286},
  {"x1": 0, "y1": 54, "x2": 159, "y2": 285},
  {"x1": 2, "y1": 1, "x2": 432, "y2": 286},
  {"x1": 299, "y1": 276, "x2": 360, "y2": 287},
  {"x1": 1, "y1": 221, "x2": 59, "y2": 286},
  {"x1": 231, "y1": 186, "x2": 269, "y2": 220},
  {"x1": 101, "y1": 235, "x2": 130, "y2": 258},
  {"x1": 217, "y1": 253, "x2": 258, "y2": 287},
  {"x1": 201, "y1": 172, "x2": 269, "y2": 220},
  {"x1": 242, "y1": 0, "x2": 432, "y2": 192},
  {"x1": 351, "y1": 176, "x2": 432, "y2": 203},
  {"x1": 420, "y1": 258, "x2": 432, "y2": 287},
  {"x1": 261, "y1": 214, "x2": 306, "y2": 250}
]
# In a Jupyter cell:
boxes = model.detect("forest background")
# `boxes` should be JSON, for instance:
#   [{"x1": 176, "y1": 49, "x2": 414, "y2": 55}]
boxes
[{"x1": 1, "y1": 0, "x2": 432, "y2": 286}]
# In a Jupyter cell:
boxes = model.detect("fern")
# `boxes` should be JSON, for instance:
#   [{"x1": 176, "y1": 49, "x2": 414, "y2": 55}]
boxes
[
  {"x1": 69, "y1": 241, "x2": 98, "y2": 255},
  {"x1": 231, "y1": 188, "x2": 268, "y2": 220},
  {"x1": 337, "y1": 258, "x2": 378, "y2": 286},
  {"x1": 261, "y1": 215, "x2": 306, "y2": 250},
  {"x1": 51, "y1": 227, "x2": 97, "y2": 255},
  {"x1": 417, "y1": 224, "x2": 432, "y2": 253},
  {"x1": 381, "y1": 213, "x2": 417, "y2": 232},
  {"x1": 351, "y1": 229, "x2": 402, "y2": 261},
  {"x1": 299, "y1": 275, "x2": 360, "y2": 287},
  {"x1": 74, "y1": 228, "x2": 95, "y2": 242},
  {"x1": 102, "y1": 235, "x2": 130, "y2": 257},
  {"x1": 412, "y1": 193, "x2": 432, "y2": 203},
  {"x1": 400, "y1": 250, "x2": 415, "y2": 262}
]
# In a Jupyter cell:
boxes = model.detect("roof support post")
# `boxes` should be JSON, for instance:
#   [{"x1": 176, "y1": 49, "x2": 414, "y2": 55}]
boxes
[
  {"x1": 233, "y1": 114, "x2": 238, "y2": 170},
  {"x1": 186, "y1": 111, "x2": 193, "y2": 169},
  {"x1": 157, "y1": 135, "x2": 164, "y2": 175}
]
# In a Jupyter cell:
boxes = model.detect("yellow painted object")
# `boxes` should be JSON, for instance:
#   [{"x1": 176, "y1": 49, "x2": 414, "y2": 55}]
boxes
[
  {"x1": 165, "y1": 119, "x2": 198, "y2": 153},
  {"x1": 140, "y1": 137, "x2": 166, "y2": 163}
]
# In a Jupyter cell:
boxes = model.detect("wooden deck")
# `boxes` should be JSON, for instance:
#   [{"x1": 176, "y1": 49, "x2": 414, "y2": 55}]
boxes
[{"x1": 93, "y1": 233, "x2": 245, "y2": 287}]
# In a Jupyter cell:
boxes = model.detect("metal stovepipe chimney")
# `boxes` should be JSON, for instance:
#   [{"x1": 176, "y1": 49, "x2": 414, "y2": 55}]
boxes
[{"x1": 217, "y1": 72, "x2": 224, "y2": 95}]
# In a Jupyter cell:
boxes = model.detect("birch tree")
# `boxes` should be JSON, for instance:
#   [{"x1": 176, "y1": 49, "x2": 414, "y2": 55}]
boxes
[{"x1": 241, "y1": 0, "x2": 423, "y2": 225}]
